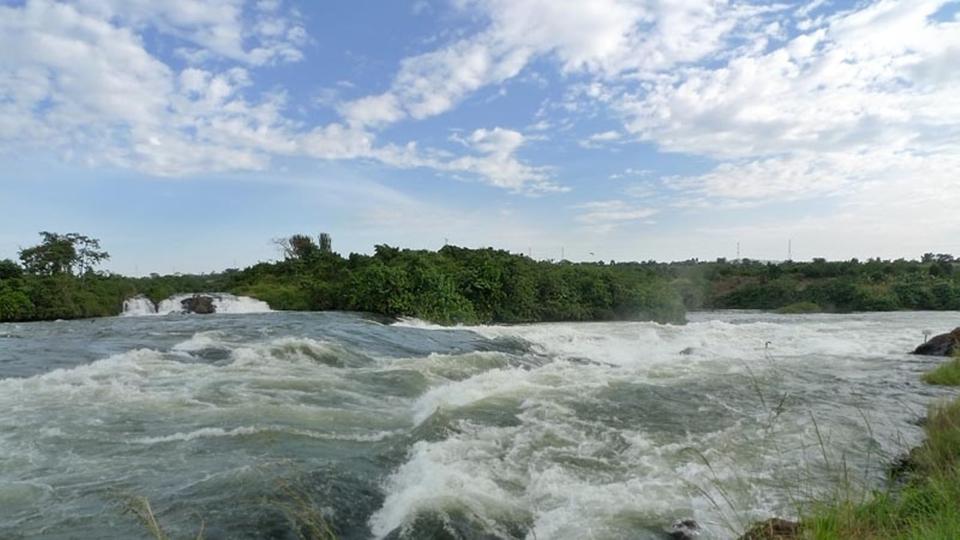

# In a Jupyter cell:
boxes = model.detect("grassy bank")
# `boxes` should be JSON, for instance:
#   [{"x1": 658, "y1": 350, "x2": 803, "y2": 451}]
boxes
[{"x1": 784, "y1": 353, "x2": 960, "y2": 539}]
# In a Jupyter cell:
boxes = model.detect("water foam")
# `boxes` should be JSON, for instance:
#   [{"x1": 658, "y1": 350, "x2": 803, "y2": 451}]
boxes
[
  {"x1": 3, "y1": 311, "x2": 954, "y2": 539},
  {"x1": 122, "y1": 293, "x2": 271, "y2": 316},
  {"x1": 369, "y1": 313, "x2": 948, "y2": 538},
  {"x1": 121, "y1": 295, "x2": 156, "y2": 316}
]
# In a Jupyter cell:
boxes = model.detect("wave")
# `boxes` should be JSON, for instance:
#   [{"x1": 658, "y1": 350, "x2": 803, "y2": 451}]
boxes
[{"x1": 133, "y1": 425, "x2": 405, "y2": 445}]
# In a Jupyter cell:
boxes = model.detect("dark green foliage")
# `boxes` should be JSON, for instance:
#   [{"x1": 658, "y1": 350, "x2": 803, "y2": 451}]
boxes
[
  {"x1": 5, "y1": 231, "x2": 956, "y2": 324},
  {"x1": 18, "y1": 231, "x2": 109, "y2": 276},
  {"x1": 0, "y1": 259, "x2": 23, "y2": 280},
  {"x1": 690, "y1": 256, "x2": 960, "y2": 312},
  {"x1": 227, "y1": 243, "x2": 686, "y2": 325},
  {"x1": 0, "y1": 233, "x2": 686, "y2": 325}
]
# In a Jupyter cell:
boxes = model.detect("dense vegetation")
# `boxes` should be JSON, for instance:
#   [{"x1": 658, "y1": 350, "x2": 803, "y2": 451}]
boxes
[
  {"x1": 2, "y1": 232, "x2": 958, "y2": 324},
  {"x1": 225, "y1": 238, "x2": 686, "y2": 324},
  {"x1": 0, "y1": 232, "x2": 684, "y2": 324},
  {"x1": 663, "y1": 255, "x2": 960, "y2": 313}
]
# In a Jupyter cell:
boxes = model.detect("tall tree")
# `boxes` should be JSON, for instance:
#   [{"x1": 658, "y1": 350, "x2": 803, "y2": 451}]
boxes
[
  {"x1": 18, "y1": 232, "x2": 109, "y2": 276},
  {"x1": 319, "y1": 232, "x2": 332, "y2": 254}
]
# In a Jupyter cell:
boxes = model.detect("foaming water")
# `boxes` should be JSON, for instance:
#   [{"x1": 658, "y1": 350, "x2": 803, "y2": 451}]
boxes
[
  {"x1": 0, "y1": 311, "x2": 956, "y2": 539},
  {"x1": 122, "y1": 293, "x2": 272, "y2": 316}
]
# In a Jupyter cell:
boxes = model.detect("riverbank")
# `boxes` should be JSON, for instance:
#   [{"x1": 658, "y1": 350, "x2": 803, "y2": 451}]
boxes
[{"x1": 749, "y1": 351, "x2": 960, "y2": 539}]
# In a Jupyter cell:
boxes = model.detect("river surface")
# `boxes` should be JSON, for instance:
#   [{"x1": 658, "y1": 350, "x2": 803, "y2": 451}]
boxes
[{"x1": 0, "y1": 311, "x2": 957, "y2": 539}]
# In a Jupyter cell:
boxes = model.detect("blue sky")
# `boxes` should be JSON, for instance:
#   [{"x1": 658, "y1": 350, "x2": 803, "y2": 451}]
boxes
[{"x1": 1, "y1": 0, "x2": 959, "y2": 274}]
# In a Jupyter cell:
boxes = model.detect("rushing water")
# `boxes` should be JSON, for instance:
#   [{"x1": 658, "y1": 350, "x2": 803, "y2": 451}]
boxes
[
  {"x1": 122, "y1": 294, "x2": 272, "y2": 316},
  {"x1": 0, "y1": 311, "x2": 956, "y2": 539}
]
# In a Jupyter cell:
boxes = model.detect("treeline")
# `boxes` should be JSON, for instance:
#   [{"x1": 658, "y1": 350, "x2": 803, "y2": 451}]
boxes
[
  {"x1": 227, "y1": 240, "x2": 685, "y2": 324},
  {"x1": 663, "y1": 255, "x2": 960, "y2": 313},
  {"x1": 0, "y1": 232, "x2": 685, "y2": 324},
  {"x1": 3, "y1": 231, "x2": 959, "y2": 324},
  {"x1": 0, "y1": 232, "x2": 227, "y2": 322}
]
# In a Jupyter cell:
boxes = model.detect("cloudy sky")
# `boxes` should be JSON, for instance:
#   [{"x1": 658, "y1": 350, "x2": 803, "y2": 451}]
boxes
[{"x1": 1, "y1": 0, "x2": 958, "y2": 274}]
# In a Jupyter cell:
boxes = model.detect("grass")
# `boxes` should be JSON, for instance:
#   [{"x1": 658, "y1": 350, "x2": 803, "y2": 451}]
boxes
[
  {"x1": 122, "y1": 495, "x2": 204, "y2": 540},
  {"x1": 794, "y1": 353, "x2": 960, "y2": 540},
  {"x1": 922, "y1": 353, "x2": 960, "y2": 386},
  {"x1": 122, "y1": 479, "x2": 337, "y2": 540}
]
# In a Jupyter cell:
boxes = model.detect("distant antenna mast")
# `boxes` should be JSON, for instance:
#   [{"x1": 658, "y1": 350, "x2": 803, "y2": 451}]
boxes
[
  {"x1": 736, "y1": 242, "x2": 741, "y2": 259},
  {"x1": 788, "y1": 239, "x2": 792, "y2": 261},
  {"x1": 561, "y1": 246, "x2": 565, "y2": 260}
]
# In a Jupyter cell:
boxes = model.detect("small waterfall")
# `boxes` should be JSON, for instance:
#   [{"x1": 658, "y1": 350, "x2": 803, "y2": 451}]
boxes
[
  {"x1": 121, "y1": 295, "x2": 157, "y2": 316},
  {"x1": 122, "y1": 293, "x2": 271, "y2": 316}
]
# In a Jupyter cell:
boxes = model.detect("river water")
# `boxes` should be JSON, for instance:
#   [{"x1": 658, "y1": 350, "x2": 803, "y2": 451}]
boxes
[{"x1": 0, "y1": 311, "x2": 956, "y2": 539}]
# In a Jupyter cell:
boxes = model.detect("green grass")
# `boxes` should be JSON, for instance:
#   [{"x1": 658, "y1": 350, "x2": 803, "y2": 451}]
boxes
[
  {"x1": 922, "y1": 354, "x2": 960, "y2": 386},
  {"x1": 796, "y1": 355, "x2": 960, "y2": 540},
  {"x1": 122, "y1": 481, "x2": 337, "y2": 540}
]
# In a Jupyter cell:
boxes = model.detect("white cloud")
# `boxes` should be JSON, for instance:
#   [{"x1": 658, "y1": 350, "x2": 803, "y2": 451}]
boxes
[
  {"x1": 601, "y1": 0, "x2": 960, "y2": 217},
  {"x1": 0, "y1": 0, "x2": 561, "y2": 192},
  {"x1": 579, "y1": 130, "x2": 622, "y2": 148},
  {"x1": 575, "y1": 200, "x2": 658, "y2": 232},
  {"x1": 339, "y1": 94, "x2": 405, "y2": 127},
  {"x1": 444, "y1": 128, "x2": 563, "y2": 193},
  {"x1": 339, "y1": 0, "x2": 769, "y2": 128},
  {"x1": 72, "y1": 0, "x2": 306, "y2": 65},
  {"x1": 4, "y1": 0, "x2": 959, "y2": 229},
  {"x1": 610, "y1": 167, "x2": 652, "y2": 180},
  {"x1": 339, "y1": 36, "x2": 532, "y2": 127}
]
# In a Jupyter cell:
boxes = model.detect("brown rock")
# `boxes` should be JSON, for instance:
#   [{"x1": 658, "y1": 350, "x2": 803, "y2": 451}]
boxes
[
  {"x1": 913, "y1": 328, "x2": 960, "y2": 356},
  {"x1": 181, "y1": 295, "x2": 216, "y2": 315}
]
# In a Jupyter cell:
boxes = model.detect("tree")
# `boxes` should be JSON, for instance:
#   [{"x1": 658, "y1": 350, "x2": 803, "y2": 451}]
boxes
[
  {"x1": 274, "y1": 234, "x2": 319, "y2": 260},
  {"x1": 319, "y1": 232, "x2": 332, "y2": 254},
  {"x1": 69, "y1": 233, "x2": 110, "y2": 275},
  {"x1": 0, "y1": 259, "x2": 22, "y2": 280},
  {"x1": 19, "y1": 232, "x2": 77, "y2": 275},
  {"x1": 18, "y1": 232, "x2": 109, "y2": 276}
]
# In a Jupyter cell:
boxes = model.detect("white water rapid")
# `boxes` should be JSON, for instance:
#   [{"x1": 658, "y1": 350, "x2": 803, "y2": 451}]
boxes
[{"x1": 121, "y1": 293, "x2": 271, "y2": 316}]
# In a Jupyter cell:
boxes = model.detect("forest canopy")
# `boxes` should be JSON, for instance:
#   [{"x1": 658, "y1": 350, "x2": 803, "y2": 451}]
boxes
[{"x1": 1, "y1": 232, "x2": 958, "y2": 324}]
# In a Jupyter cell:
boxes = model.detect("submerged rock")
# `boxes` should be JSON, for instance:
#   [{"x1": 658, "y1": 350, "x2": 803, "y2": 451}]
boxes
[
  {"x1": 181, "y1": 295, "x2": 216, "y2": 314},
  {"x1": 666, "y1": 518, "x2": 701, "y2": 539},
  {"x1": 739, "y1": 518, "x2": 800, "y2": 540},
  {"x1": 912, "y1": 327, "x2": 960, "y2": 356}
]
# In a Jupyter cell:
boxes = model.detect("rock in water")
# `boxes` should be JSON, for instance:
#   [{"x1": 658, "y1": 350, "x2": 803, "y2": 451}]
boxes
[
  {"x1": 667, "y1": 519, "x2": 701, "y2": 539},
  {"x1": 912, "y1": 327, "x2": 960, "y2": 356},
  {"x1": 181, "y1": 295, "x2": 216, "y2": 314},
  {"x1": 739, "y1": 518, "x2": 800, "y2": 540}
]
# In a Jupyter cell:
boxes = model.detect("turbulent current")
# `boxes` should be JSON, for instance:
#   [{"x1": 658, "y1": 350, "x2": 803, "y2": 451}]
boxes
[{"x1": 0, "y1": 311, "x2": 956, "y2": 539}]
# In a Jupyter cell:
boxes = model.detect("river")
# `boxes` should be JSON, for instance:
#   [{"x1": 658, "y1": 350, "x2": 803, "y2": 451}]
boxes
[{"x1": 0, "y1": 310, "x2": 955, "y2": 539}]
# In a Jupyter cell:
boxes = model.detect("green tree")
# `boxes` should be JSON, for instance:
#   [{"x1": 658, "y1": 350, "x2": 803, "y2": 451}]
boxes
[
  {"x1": 18, "y1": 232, "x2": 109, "y2": 276},
  {"x1": 0, "y1": 259, "x2": 22, "y2": 280}
]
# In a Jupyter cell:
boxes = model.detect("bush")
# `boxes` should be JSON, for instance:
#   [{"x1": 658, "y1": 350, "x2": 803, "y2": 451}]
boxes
[{"x1": 776, "y1": 301, "x2": 823, "y2": 314}]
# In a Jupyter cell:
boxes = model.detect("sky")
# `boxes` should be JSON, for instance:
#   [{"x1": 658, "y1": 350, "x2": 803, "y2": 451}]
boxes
[{"x1": 1, "y1": 0, "x2": 959, "y2": 275}]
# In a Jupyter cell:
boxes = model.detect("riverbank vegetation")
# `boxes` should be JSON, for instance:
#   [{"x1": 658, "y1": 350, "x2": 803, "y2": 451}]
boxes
[
  {"x1": 746, "y1": 352, "x2": 960, "y2": 540},
  {"x1": 0, "y1": 232, "x2": 684, "y2": 324},
  {"x1": 668, "y1": 255, "x2": 960, "y2": 312},
  {"x1": 2, "y1": 231, "x2": 958, "y2": 324},
  {"x1": 800, "y1": 358, "x2": 960, "y2": 539}
]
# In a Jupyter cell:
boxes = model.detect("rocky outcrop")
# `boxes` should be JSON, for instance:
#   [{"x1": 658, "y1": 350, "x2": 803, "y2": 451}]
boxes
[
  {"x1": 181, "y1": 295, "x2": 216, "y2": 315},
  {"x1": 738, "y1": 518, "x2": 800, "y2": 540},
  {"x1": 913, "y1": 327, "x2": 960, "y2": 356},
  {"x1": 666, "y1": 519, "x2": 701, "y2": 539}
]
